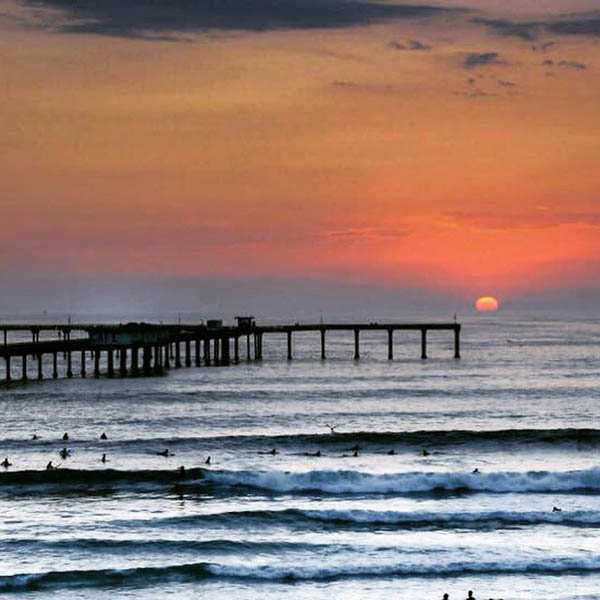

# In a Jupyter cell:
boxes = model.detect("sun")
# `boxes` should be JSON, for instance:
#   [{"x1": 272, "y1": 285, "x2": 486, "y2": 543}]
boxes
[{"x1": 475, "y1": 296, "x2": 500, "y2": 312}]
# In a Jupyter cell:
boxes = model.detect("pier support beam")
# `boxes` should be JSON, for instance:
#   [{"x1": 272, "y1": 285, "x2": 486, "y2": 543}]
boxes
[
  {"x1": 66, "y1": 351, "x2": 73, "y2": 378},
  {"x1": 21, "y1": 355, "x2": 27, "y2": 381},
  {"x1": 53, "y1": 353, "x2": 58, "y2": 379},
  {"x1": 5, "y1": 356, "x2": 10, "y2": 383},
  {"x1": 131, "y1": 347, "x2": 139, "y2": 376},
  {"x1": 107, "y1": 350, "x2": 114, "y2": 377},
  {"x1": 247, "y1": 335, "x2": 251, "y2": 361},
  {"x1": 287, "y1": 331, "x2": 293, "y2": 360},
  {"x1": 203, "y1": 338, "x2": 210, "y2": 366},
  {"x1": 354, "y1": 329, "x2": 360, "y2": 360},
  {"x1": 221, "y1": 337, "x2": 230, "y2": 366},
  {"x1": 120, "y1": 348, "x2": 127, "y2": 377},
  {"x1": 94, "y1": 351, "x2": 100, "y2": 378},
  {"x1": 143, "y1": 346, "x2": 152, "y2": 376},
  {"x1": 164, "y1": 345, "x2": 170, "y2": 370},
  {"x1": 256, "y1": 333, "x2": 263, "y2": 361},
  {"x1": 421, "y1": 329, "x2": 427, "y2": 360},
  {"x1": 388, "y1": 329, "x2": 393, "y2": 360},
  {"x1": 185, "y1": 340, "x2": 191, "y2": 367},
  {"x1": 214, "y1": 338, "x2": 220, "y2": 366},
  {"x1": 454, "y1": 326, "x2": 461, "y2": 359},
  {"x1": 81, "y1": 350, "x2": 86, "y2": 378},
  {"x1": 320, "y1": 329, "x2": 326, "y2": 360}
]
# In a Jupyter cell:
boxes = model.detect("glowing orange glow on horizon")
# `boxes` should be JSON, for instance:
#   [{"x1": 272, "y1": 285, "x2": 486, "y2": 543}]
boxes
[{"x1": 475, "y1": 297, "x2": 500, "y2": 312}]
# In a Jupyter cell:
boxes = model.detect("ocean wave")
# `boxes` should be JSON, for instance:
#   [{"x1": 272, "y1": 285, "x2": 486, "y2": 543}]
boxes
[
  {"x1": 4, "y1": 557, "x2": 600, "y2": 591},
  {"x1": 4, "y1": 466, "x2": 600, "y2": 496},
  {"x1": 2, "y1": 428, "x2": 599, "y2": 451},
  {"x1": 203, "y1": 466, "x2": 600, "y2": 495},
  {"x1": 108, "y1": 507, "x2": 600, "y2": 532}
]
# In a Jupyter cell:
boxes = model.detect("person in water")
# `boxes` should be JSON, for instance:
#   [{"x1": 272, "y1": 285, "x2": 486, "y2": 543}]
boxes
[
  {"x1": 472, "y1": 468, "x2": 480, "y2": 474},
  {"x1": 31, "y1": 434, "x2": 39, "y2": 440},
  {"x1": 443, "y1": 595, "x2": 449, "y2": 600},
  {"x1": 46, "y1": 461, "x2": 56, "y2": 470},
  {"x1": 157, "y1": 449, "x2": 173, "y2": 457},
  {"x1": 466, "y1": 591, "x2": 476, "y2": 600},
  {"x1": 205, "y1": 456, "x2": 211, "y2": 465},
  {"x1": 387, "y1": 449, "x2": 396, "y2": 455},
  {"x1": 422, "y1": 448, "x2": 430, "y2": 456},
  {"x1": 59, "y1": 448, "x2": 70, "y2": 460},
  {"x1": 101, "y1": 453, "x2": 107, "y2": 463},
  {"x1": 1, "y1": 458, "x2": 12, "y2": 468},
  {"x1": 553, "y1": 506, "x2": 562, "y2": 512},
  {"x1": 62, "y1": 433, "x2": 69, "y2": 441},
  {"x1": 100, "y1": 432, "x2": 107, "y2": 440}
]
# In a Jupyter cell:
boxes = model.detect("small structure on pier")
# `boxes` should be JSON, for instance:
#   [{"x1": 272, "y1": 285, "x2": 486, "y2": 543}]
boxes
[{"x1": 87, "y1": 323, "x2": 171, "y2": 347}]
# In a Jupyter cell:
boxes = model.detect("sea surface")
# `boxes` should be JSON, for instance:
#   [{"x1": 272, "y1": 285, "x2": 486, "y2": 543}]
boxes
[{"x1": 1, "y1": 312, "x2": 600, "y2": 599}]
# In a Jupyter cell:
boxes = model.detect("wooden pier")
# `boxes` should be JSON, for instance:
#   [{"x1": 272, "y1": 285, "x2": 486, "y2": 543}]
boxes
[{"x1": 0, "y1": 319, "x2": 461, "y2": 384}]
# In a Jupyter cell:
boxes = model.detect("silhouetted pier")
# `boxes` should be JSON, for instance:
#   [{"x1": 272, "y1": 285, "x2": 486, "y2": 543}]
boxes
[{"x1": 0, "y1": 319, "x2": 461, "y2": 384}]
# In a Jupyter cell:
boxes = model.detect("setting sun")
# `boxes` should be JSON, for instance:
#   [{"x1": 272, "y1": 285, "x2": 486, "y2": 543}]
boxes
[{"x1": 475, "y1": 296, "x2": 500, "y2": 312}]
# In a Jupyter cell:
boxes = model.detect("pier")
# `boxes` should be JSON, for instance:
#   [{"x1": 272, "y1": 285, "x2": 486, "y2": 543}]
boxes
[{"x1": 0, "y1": 320, "x2": 461, "y2": 384}]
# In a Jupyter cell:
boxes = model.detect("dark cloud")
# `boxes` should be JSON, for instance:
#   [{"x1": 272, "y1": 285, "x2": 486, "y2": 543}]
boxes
[
  {"x1": 472, "y1": 18, "x2": 539, "y2": 41},
  {"x1": 549, "y1": 16, "x2": 600, "y2": 38},
  {"x1": 388, "y1": 39, "x2": 432, "y2": 51},
  {"x1": 17, "y1": 0, "x2": 457, "y2": 38},
  {"x1": 474, "y1": 14, "x2": 600, "y2": 41},
  {"x1": 463, "y1": 52, "x2": 503, "y2": 69}
]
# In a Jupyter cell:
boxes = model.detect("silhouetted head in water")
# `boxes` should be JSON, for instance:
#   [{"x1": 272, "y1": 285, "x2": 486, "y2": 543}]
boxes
[
  {"x1": 269, "y1": 448, "x2": 278, "y2": 455},
  {"x1": 422, "y1": 448, "x2": 430, "y2": 456},
  {"x1": 353, "y1": 450, "x2": 359, "y2": 457},
  {"x1": 553, "y1": 506, "x2": 562, "y2": 512},
  {"x1": 205, "y1": 456, "x2": 211, "y2": 465},
  {"x1": 466, "y1": 591, "x2": 475, "y2": 600},
  {"x1": 443, "y1": 594, "x2": 449, "y2": 600},
  {"x1": 178, "y1": 465, "x2": 186, "y2": 476},
  {"x1": 31, "y1": 434, "x2": 39, "y2": 440},
  {"x1": 100, "y1": 432, "x2": 107, "y2": 440},
  {"x1": 101, "y1": 453, "x2": 107, "y2": 463},
  {"x1": 387, "y1": 449, "x2": 396, "y2": 455},
  {"x1": 1, "y1": 458, "x2": 11, "y2": 468},
  {"x1": 157, "y1": 449, "x2": 172, "y2": 457},
  {"x1": 62, "y1": 433, "x2": 69, "y2": 441},
  {"x1": 472, "y1": 468, "x2": 480, "y2": 474}
]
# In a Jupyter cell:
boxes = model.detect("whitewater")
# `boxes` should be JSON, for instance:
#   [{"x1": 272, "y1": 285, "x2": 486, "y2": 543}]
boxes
[{"x1": 1, "y1": 311, "x2": 600, "y2": 599}]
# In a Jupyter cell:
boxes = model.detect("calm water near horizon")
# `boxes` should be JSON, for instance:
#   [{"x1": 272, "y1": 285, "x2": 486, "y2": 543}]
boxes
[{"x1": 1, "y1": 312, "x2": 600, "y2": 599}]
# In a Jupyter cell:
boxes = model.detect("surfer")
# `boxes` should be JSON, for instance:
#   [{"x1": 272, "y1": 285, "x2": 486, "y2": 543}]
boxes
[
  {"x1": 205, "y1": 456, "x2": 211, "y2": 465},
  {"x1": 62, "y1": 433, "x2": 69, "y2": 441},
  {"x1": 353, "y1": 450, "x2": 359, "y2": 457},
  {"x1": 387, "y1": 449, "x2": 396, "y2": 455},
  {"x1": 325, "y1": 423, "x2": 341, "y2": 434},
  {"x1": 258, "y1": 448, "x2": 278, "y2": 455},
  {"x1": 305, "y1": 450, "x2": 321, "y2": 457},
  {"x1": 59, "y1": 448, "x2": 70, "y2": 460},
  {"x1": 157, "y1": 449, "x2": 173, "y2": 457},
  {"x1": 101, "y1": 453, "x2": 108, "y2": 463},
  {"x1": 422, "y1": 448, "x2": 430, "y2": 457},
  {"x1": 100, "y1": 432, "x2": 108, "y2": 440},
  {"x1": 466, "y1": 591, "x2": 475, "y2": 600},
  {"x1": 1, "y1": 457, "x2": 12, "y2": 468},
  {"x1": 31, "y1": 434, "x2": 39, "y2": 440},
  {"x1": 443, "y1": 595, "x2": 449, "y2": 600},
  {"x1": 552, "y1": 506, "x2": 562, "y2": 512},
  {"x1": 46, "y1": 461, "x2": 58, "y2": 470},
  {"x1": 472, "y1": 468, "x2": 480, "y2": 474}
]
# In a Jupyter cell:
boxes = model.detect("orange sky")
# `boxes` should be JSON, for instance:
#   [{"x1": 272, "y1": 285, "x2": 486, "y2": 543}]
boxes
[{"x1": 1, "y1": 0, "x2": 600, "y2": 308}]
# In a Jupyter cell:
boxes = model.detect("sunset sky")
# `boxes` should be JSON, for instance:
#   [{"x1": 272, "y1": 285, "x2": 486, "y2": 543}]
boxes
[{"x1": 1, "y1": 0, "x2": 600, "y2": 314}]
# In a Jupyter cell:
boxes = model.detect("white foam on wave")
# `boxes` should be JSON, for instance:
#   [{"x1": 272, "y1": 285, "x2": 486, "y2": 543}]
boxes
[{"x1": 203, "y1": 466, "x2": 600, "y2": 494}]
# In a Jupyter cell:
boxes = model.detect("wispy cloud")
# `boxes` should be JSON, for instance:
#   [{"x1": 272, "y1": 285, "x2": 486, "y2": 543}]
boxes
[
  {"x1": 463, "y1": 52, "x2": 504, "y2": 69},
  {"x1": 450, "y1": 211, "x2": 600, "y2": 230},
  {"x1": 388, "y1": 39, "x2": 432, "y2": 51}
]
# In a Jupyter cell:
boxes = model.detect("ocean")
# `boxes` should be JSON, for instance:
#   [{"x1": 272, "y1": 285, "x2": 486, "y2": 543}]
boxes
[{"x1": 1, "y1": 312, "x2": 600, "y2": 599}]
